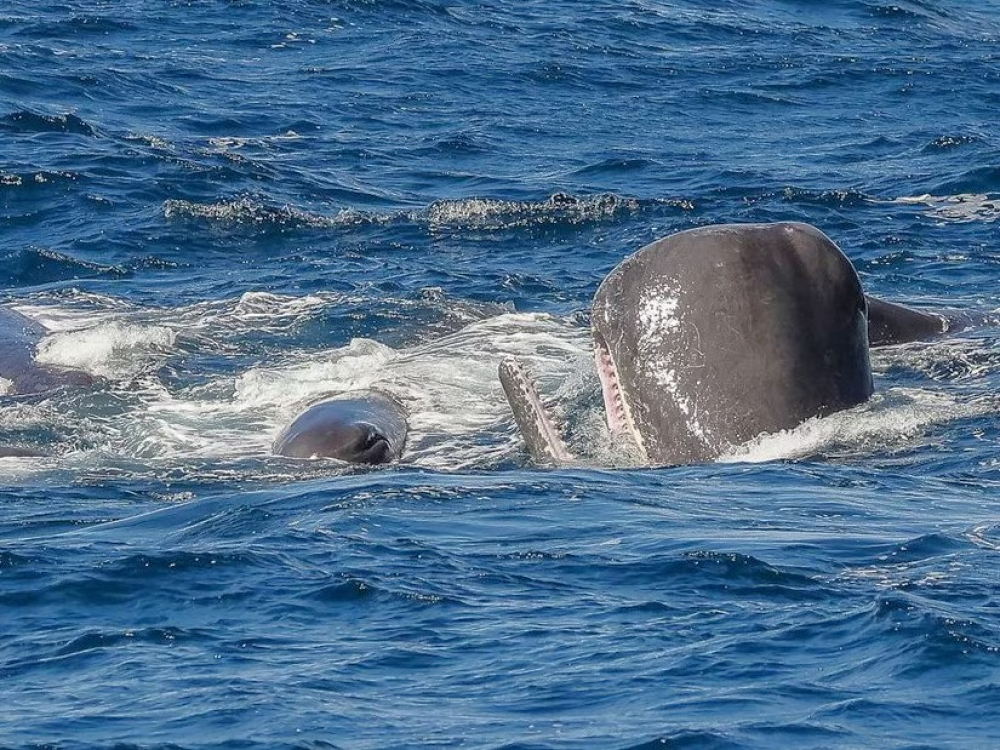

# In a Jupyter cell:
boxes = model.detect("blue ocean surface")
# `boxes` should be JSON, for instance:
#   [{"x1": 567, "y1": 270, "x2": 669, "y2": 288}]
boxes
[{"x1": 3, "y1": 1, "x2": 1000, "y2": 747}]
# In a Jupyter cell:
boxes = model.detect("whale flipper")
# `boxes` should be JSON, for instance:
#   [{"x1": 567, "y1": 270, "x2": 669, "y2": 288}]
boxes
[
  {"x1": 499, "y1": 358, "x2": 573, "y2": 466},
  {"x1": 865, "y1": 296, "x2": 948, "y2": 347},
  {"x1": 865, "y1": 295, "x2": 992, "y2": 347},
  {"x1": 273, "y1": 391, "x2": 408, "y2": 464}
]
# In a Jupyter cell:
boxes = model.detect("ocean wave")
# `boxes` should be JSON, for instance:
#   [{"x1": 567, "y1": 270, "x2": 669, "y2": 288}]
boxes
[
  {"x1": 0, "y1": 247, "x2": 126, "y2": 287},
  {"x1": 866, "y1": 593, "x2": 1000, "y2": 662},
  {"x1": 967, "y1": 523, "x2": 1000, "y2": 552},
  {"x1": 163, "y1": 196, "x2": 357, "y2": 229},
  {"x1": 204, "y1": 130, "x2": 306, "y2": 152},
  {"x1": 35, "y1": 321, "x2": 176, "y2": 380},
  {"x1": 22, "y1": 14, "x2": 136, "y2": 37},
  {"x1": 602, "y1": 549, "x2": 826, "y2": 600},
  {"x1": 162, "y1": 192, "x2": 681, "y2": 234},
  {"x1": 0, "y1": 170, "x2": 79, "y2": 189},
  {"x1": 426, "y1": 192, "x2": 655, "y2": 229},
  {"x1": 891, "y1": 193, "x2": 1000, "y2": 222},
  {"x1": 873, "y1": 336, "x2": 1000, "y2": 382},
  {"x1": 780, "y1": 186, "x2": 877, "y2": 208},
  {"x1": 570, "y1": 156, "x2": 666, "y2": 177},
  {"x1": 924, "y1": 134, "x2": 981, "y2": 151},
  {"x1": 0, "y1": 110, "x2": 96, "y2": 136},
  {"x1": 621, "y1": 732, "x2": 747, "y2": 750}
]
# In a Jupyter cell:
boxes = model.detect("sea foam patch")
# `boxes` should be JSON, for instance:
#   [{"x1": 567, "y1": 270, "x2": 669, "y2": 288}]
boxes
[
  {"x1": 719, "y1": 388, "x2": 996, "y2": 464},
  {"x1": 891, "y1": 193, "x2": 1000, "y2": 223},
  {"x1": 35, "y1": 322, "x2": 176, "y2": 379}
]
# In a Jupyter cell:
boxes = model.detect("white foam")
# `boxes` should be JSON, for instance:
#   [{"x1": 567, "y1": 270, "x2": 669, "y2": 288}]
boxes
[
  {"x1": 425, "y1": 193, "x2": 642, "y2": 231},
  {"x1": 891, "y1": 193, "x2": 1000, "y2": 222},
  {"x1": 719, "y1": 387, "x2": 996, "y2": 464},
  {"x1": 163, "y1": 196, "x2": 345, "y2": 228},
  {"x1": 12, "y1": 302, "x2": 119, "y2": 332},
  {"x1": 58, "y1": 311, "x2": 590, "y2": 470},
  {"x1": 35, "y1": 322, "x2": 176, "y2": 379},
  {"x1": 205, "y1": 131, "x2": 303, "y2": 151},
  {"x1": 2, "y1": 292, "x2": 996, "y2": 480},
  {"x1": 234, "y1": 337, "x2": 395, "y2": 409},
  {"x1": 382, "y1": 313, "x2": 590, "y2": 469}
]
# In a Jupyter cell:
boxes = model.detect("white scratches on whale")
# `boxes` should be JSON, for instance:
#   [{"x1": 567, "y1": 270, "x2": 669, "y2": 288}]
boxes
[
  {"x1": 635, "y1": 280, "x2": 712, "y2": 448},
  {"x1": 637, "y1": 285, "x2": 681, "y2": 344}
]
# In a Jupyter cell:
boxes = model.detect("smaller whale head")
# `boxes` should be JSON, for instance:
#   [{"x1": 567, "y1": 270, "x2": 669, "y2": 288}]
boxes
[
  {"x1": 284, "y1": 421, "x2": 395, "y2": 464},
  {"x1": 273, "y1": 391, "x2": 408, "y2": 465}
]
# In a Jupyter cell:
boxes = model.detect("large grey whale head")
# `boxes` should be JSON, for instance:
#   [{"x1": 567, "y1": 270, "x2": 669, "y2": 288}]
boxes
[{"x1": 591, "y1": 222, "x2": 873, "y2": 465}]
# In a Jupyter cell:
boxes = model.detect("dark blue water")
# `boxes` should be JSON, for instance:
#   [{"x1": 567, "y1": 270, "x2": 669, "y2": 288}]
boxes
[{"x1": 3, "y1": 1, "x2": 1000, "y2": 747}]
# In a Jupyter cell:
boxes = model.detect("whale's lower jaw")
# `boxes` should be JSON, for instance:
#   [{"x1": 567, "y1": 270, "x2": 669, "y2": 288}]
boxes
[{"x1": 498, "y1": 358, "x2": 573, "y2": 465}]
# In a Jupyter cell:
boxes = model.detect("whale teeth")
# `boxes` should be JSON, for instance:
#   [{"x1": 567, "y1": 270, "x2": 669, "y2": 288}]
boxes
[
  {"x1": 594, "y1": 339, "x2": 647, "y2": 461},
  {"x1": 595, "y1": 341, "x2": 627, "y2": 431},
  {"x1": 498, "y1": 357, "x2": 573, "y2": 465}
]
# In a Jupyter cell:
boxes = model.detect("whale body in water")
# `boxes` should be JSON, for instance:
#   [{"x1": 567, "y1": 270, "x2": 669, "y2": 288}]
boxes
[
  {"x1": 0, "y1": 306, "x2": 94, "y2": 395},
  {"x1": 273, "y1": 391, "x2": 408, "y2": 465},
  {"x1": 500, "y1": 222, "x2": 965, "y2": 467}
]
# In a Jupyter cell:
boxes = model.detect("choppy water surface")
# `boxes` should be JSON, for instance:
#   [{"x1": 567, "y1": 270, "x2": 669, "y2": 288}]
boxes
[{"x1": 3, "y1": 1, "x2": 1000, "y2": 747}]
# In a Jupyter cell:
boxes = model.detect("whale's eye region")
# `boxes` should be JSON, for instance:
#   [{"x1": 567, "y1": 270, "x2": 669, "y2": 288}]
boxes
[
  {"x1": 271, "y1": 392, "x2": 408, "y2": 465},
  {"x1": 350, "y1": 425, "x2": 393, "y2": 465}
]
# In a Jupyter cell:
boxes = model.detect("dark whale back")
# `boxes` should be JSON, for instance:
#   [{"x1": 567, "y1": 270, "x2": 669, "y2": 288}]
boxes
[
  {"x1": 0, "y1": 307, "x2": 94, "y2": 394},
  {"x1": 592, "y1": 222, "x2": 873, "y2": 465}
]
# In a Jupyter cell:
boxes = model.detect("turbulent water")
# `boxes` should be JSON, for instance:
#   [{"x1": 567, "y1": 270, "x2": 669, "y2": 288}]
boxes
[{"x1": 3, "y1": 1, "x2": 1000, "y2": 747}]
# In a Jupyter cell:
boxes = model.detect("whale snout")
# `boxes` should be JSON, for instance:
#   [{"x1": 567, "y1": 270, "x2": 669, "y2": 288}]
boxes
[
  {"x1": 273, "y1": 391, "x2": 408, "y2": 465},
  {"x1": 338, "y1": 423, "x2": 395, "y2": 465}
]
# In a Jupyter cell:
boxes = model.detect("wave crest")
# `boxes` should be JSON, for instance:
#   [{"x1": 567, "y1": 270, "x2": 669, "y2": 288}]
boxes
[
  {"x1": 163, "y1": 191, "x2": 684, "y2": 233},
  {"x1": 1, "y1": 110, "x2": 96, "y2": 136}
]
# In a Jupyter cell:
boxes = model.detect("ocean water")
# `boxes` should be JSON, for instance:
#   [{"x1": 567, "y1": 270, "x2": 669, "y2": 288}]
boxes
[{"x1": 3, "y1": 1, "x2": 1000, "y2": 747}]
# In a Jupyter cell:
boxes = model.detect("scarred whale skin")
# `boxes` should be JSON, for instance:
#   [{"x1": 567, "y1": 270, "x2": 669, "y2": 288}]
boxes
[
  {"x1": 591, "y1": 222, "x2": 874, "y2": 465},
  {"x1": 502, "y1": 222, "x2": 964, "y2": 468}
]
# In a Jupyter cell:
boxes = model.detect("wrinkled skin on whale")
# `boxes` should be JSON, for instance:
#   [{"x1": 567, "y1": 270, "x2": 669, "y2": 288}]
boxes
[{"x1": 502, "y1": 222, "x2": 961, "y2": 467}]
